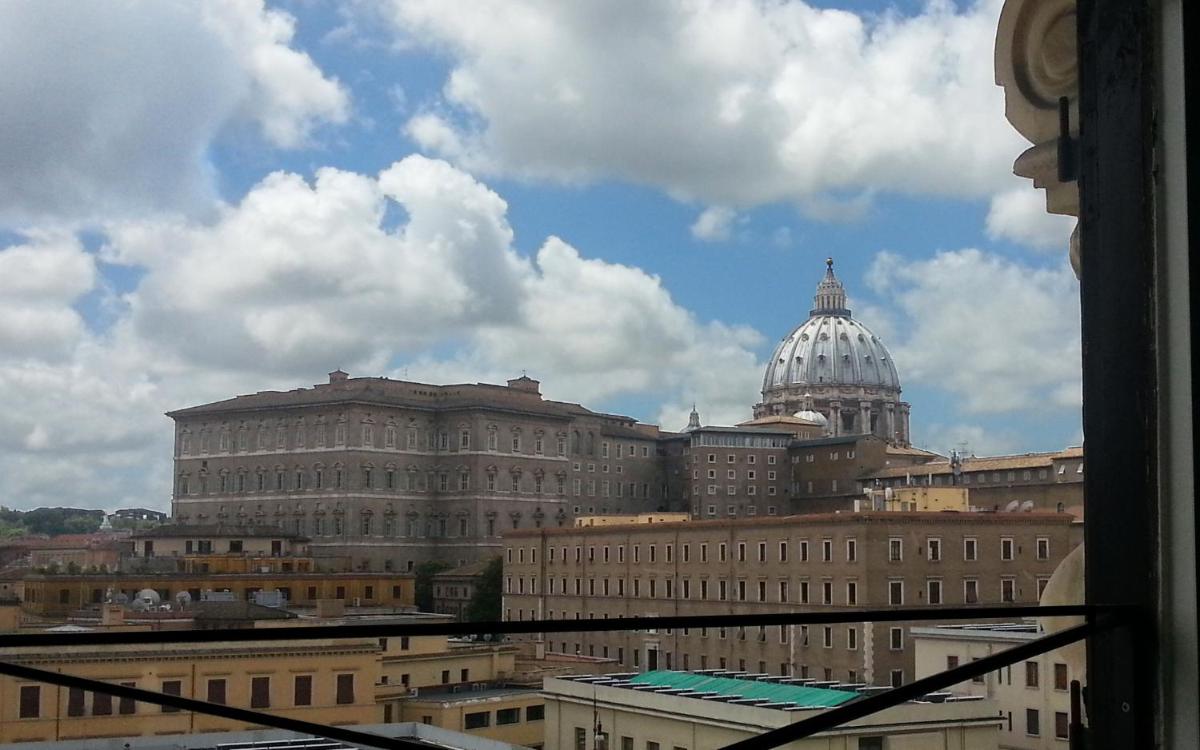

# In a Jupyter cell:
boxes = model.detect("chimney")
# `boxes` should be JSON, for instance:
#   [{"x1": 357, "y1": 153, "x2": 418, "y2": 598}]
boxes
[{"x1": 328, "y1": 369, "x2": 349, "y2": 384}]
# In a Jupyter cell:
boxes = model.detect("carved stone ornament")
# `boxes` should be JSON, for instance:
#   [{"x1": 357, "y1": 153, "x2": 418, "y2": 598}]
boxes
[{"x1": 996, "y1": 0, "x2": 1081, "y2": 275}]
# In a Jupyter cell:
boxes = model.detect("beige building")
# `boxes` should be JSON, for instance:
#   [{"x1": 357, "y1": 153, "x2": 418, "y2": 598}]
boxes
[
  {"x1": 912, "y1": 623, "x2": 1075, "y2": 749},
  {"x1": 502, "y1": 512, "x2": 1076, "y2": 686},
  {"x1": 128, "y1": 524, "x2": 309, "y2": 560},
  {"x1": 399, "y1": 687, "x2": 546, "y2": 748},
  {"x1": 432, "y1": 558, "x2": 497, "y2": 618},
  {"x1": 856, "y1": 486, "x2": 971, "y2": 513},
  {"x1": 168, "y1": 373, "x2": 667, "y2": 572},
  {"x1": 544, "y1": 671, "x2": 1000, "y2": 750},
  {"x1": 0, "y1": 635, "x2": 381, "y2": 744},
  {"x1": 861, "y1": 448, "x2": 1085, "y2": 516},
  {"x1": 20, "y1": 570, "x2": 413, "y2": 617}
]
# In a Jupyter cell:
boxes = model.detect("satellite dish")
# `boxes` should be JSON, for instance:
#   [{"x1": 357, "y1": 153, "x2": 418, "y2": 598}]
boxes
[
  {"x1": 136, "y1": 588, "x2": 161, "y2": 605},
  {"x1": 175, "y1": 591, "x2": 192, "y2": 608},
  {"x1": 129, "y1": 599, "x2": 147, "y2": 612},
  {"x1": 1005, "y1": 500, "x2": 1021, "y2": 512},
  {"x1": 113, "y1": 593, "x2": 129, "y2": 605},
  {"x1": 1020, "y1": 500, "x2": 1035, "y2": 512}
]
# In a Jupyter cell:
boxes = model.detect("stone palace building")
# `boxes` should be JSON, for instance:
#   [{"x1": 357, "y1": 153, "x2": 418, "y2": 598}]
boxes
[{"x1": 167, "y1": 261, "x2": 1079, "y2": 571}]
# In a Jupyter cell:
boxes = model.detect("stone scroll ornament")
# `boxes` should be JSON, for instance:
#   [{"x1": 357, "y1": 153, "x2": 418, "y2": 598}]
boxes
[
  {"x1": 996, "y1": 0, "x2": 1086, "y2": 684},
  {"x1": 995, "y1": 0, "x2": 1082, "y2": 277}
]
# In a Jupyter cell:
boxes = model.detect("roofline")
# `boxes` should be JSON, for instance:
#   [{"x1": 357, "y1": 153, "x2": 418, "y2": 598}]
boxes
[{"x1": 503, "y1": 511, "x2": 1075, "y2": 537}]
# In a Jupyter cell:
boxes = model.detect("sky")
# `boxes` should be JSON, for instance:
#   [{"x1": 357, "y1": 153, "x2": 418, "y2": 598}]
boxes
[{"x1": 0, "y1": 0, "x2": 1081, "y2": 511}]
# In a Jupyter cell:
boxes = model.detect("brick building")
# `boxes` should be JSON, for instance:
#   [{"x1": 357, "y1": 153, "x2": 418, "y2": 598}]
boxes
[{"x1": 501, "y1": 512, "x2": 1077, "y2": 687}]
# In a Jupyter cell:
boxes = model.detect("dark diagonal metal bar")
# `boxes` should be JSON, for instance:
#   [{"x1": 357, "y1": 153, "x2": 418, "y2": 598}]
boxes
[
  {"x1": 0, "y1": 605, "x2": 1099, "y2": 648},
  {"x1": 720, "y1": 620, "x2": 1100, "y2": 750},
  {"x1": 0, "y1": 659, "x2": 425, "y2": 750}
]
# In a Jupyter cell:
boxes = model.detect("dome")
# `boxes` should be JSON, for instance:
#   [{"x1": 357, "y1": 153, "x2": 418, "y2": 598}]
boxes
[
  {"x1": 793, "y1": 409, "x2": 828, "y2": 427},
  {"x1": 762, "y1": 259, "x2": 901, "y2": 394}
]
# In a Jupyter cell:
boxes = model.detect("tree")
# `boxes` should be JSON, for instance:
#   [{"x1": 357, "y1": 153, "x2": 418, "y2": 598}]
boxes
[
  {"x1": 465, "y1": 557, "x2": 503, "y2": 625},
  {"x1": 413, "y1": 560, "x2": 453, "y2": 611}
]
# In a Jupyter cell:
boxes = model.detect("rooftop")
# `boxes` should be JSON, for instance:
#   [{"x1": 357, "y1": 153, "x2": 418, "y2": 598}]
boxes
[
  {"x1": 865, "y1": 447, "x2": 1084, "y2": 479},
  {"x1": 131, "y1": 524, "x2": 308, "y2": 540},
  {"x1": 504, "y1": 510, "x2": 1074, "y2": 537},
  {"x1": 626, "y1": 670, "x2": 859, "y2": 709}
]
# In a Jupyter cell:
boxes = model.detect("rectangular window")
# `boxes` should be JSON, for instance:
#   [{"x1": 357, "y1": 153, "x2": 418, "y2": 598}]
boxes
[
  {"x1": 1037, "y1": 537, "x2": 1051, "y2": 560},
  {"x1": 821, "y1": 539, "x2": 832, "y2": 562},
  {"x1": 846, "y1": 538, "x2": 857, "y2": 562},
  {"x1": 497, "y1": 707, "x2": 521, "y2": 725},
  {"x1": 19, "y1": 685, "x2": 39, "y2": 718},
  {"x1": 1055, "y1": 711, "x2": 1070, "y2": 740},
  {"x1": 927, "y1": 537, "x2": 941, "y2": 561},
  {"x1": 294, "y1": 675, "x2": 313, "y2": 706},
  {"x1": 336, "y1": 674, "x2": 355, "y2": 705},
  {"x1": 964, "y1": 578, "x2": 979, "y2": 604},
  {"x1": 161, "y1": 681, "x2": 182, "y2": 713},
  {"x1": 1002, "y1": 577, "x2": 1016, "y2": 602},
  {"x1": 799, "y1": 540, "x2": 809, "y2": 562},
  {"x1": 207, "y1": 679, "x2": 226, "y2": 705},
  {"x1": 1026, "y1": 708, "x2": 1041, "y2": 736},
  {"x1": 68, "y1": 687, "x2": 85, "y2": 716},
  {"x1": 118, "y1": 684, "x2": 136, "y2": 715},
  {"x1": 251, "y1": 677, "x2": 270, "y2": 708},
  {"x1": 928, "y1": 579, "x2": 943, "y2": 605},
  {"x1": 526, "y1": 705, "x2": 545, "y2": 722},
  {"x1": 846, "y1": 580, "x2": 857, "y2": 605},
  {"x1": 1002, "y1": 537, "x2": 1015, "y2": 561},
  {"x1": 92, "y1": 691, "x2": 113, "y2": 716},
  {"x1": 890, "y1": 627, "x2": 903, "y2": 650},
  {"x1": 889, "y1": 580, "x2": 904, "y2": 605},
  {"x1": 889, "y1": 538, "x2": 903, "y2": 561},
  {"x1": 847, "y1": 627, "x2": 858, "y2": 650},
  {"x1": 964, "y1": 537, "x2": 978, "y2": 561},
  {"x1": 466, "y1": 711, "x2": 491, "y2": 729},
  {"x1": 1026, "y1": 661, "x2": 1040, "y2": 688},
  {"x1": 1054, "y1": 662, "x2": 1070, "y2": 691}
]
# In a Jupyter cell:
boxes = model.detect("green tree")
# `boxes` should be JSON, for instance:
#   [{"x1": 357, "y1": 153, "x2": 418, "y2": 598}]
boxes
[
  {"x1": 414, "y1": 560, "x2": 453, "y2": 611},
  {"x1": 465, "y1": 557, "x2": 503, "y2": 625}
]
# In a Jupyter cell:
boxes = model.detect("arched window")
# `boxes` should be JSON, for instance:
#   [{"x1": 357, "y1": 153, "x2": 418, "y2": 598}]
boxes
[{"x1": 571, "y1": 431, "x2": 580, "y2": 454}]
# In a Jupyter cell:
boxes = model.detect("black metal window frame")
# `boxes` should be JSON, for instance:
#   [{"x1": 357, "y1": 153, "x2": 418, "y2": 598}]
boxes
[{"x1": 0, "y1": 0, "x2": 1172, "y2": 748}]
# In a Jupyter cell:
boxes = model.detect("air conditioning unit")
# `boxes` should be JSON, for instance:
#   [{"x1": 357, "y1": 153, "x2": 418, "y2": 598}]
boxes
[{"x1": 410, "y1": 687, "x2": 419, "y2": 697}]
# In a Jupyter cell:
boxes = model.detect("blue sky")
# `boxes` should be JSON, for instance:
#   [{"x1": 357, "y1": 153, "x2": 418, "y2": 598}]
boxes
[{"x1": 0, "y1": 0, "x2": 1081, "y2": 509}]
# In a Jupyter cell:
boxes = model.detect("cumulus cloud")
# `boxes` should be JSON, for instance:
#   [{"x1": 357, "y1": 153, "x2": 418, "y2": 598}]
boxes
[
  {"x1": 867, "y1": 248, "x2": 1081, "y2": 415},
  {"x1": 0, "y1": 156, "x2": 763, "y2": 509},
  {"x1": 986, "y1": 183, "x2": 1076, "y2": 251},
  {"x1": 0, "y1": 235, "x2": 96, "y2": 361},
  {"x1": 382, "y1": 0, "x2": 1025, "y2": 208},
  {"x1": 690, "y1": 207, "x2": 737, "y2": 242},
  {"x1": 0, "y1": 0, "x2": 348, "y2": 224}
]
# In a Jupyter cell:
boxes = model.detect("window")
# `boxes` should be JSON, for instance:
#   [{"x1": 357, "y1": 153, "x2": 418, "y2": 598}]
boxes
[
  {"x1": 161, "y1": 681, "x2": 182, "y2": 712},
  {"x1": 336, "y1": 674, "x2": 355, "y2": 704},
  {"x1": 779, "y1": 541, "x2": 787, "y2": 562},
  {"x1": 466, "y1": 711, "x2": 491, "y2": 729},
  {"x1": 823, "y1": 626, "x2": 833, "y2": 648},
  {"x1": 294, "y1": 675, "x2": 313, "y2": 706},
  {"x1": 251, "y1": 676, "x2": 270, "y2": 708},
  {"x1": 889, "y1": 538, "x2": 903, "y2": 561},
  {"x1": 207, "y1": 679, "x2": 227, "y2": 705},
  {"x1": 93, "y1": 691, "x2": 112, "y2": 715},
  {"x1": 67, "y1": 687, "x2": 85, "y2": 716},
  {"x1": 964, "y1": 537, "x2": 978, "y2": 561},
  {"x1": 889, "y1": 580, "x2": 904, "y2": 605},
  {"x1": 1025, "y1": 661, "x2": 1040, "y2": 688},
  {"x1": 1026, "y1": 708, "x2": 1041, "y2": 736},
  {"x1": 821, "y1": 539, "x2": 832, "y2": 561},
  {"x1": 497, "y1": 707, "x2": 521, "y2": 725},
  {"x1": 799, "y1": 540, "x2": 809, "y2": 561},
  {"x1": 846, "y1": 580, "x2": 857, "y2": 605},
  {"x1": 846, "y1": 538, "x2": 856, "y2": 562},
  {"x1": 1002, "y1": 577, "x2": 1016, "y2": 602},
  {"x1": 890, "y1": 670, "x2": 904, "y2": 688},
  {"x1": 118, "y1": 684, "x2": 136, "y2": 715},
  {"x1": 526, "y1": 704, "x2": 545, "y2": 721},
  {"x1": 19, "y1": 685, "x2": 39, "y2": 718},
  {"x1": 1054, "y1": 662, "x2": 1070, "y2": 690},
  {"x1": 1001, "y1": 537, "x2": 1015, "y2": 560},
  {"x1": 847, "y1": 627, "x2": 858, "y2": 650},
  {"x1": 964, "y1": 578, "x2": 979, "y2": 604},
  {"x1": 1055, "y1": 711, "x2": 1070, "y2": 740},
  {"x1": 947, "y1": 655, "x2": 960, "y2": 670},
  {"x1": 1037, "y1": 537, "x2": 1050, "y2": 560},
  {"x1": 927, "y1": 579, "x2": 942, "y2": 605},
  {"x1": 927, "y1": 537, "x2": 941, "y2": 561}
]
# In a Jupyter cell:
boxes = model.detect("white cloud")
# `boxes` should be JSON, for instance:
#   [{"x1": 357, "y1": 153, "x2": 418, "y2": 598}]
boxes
[
  {"x1": 0, "y1": 156, "x2": 763, "y2": 509},
  {"x1": 382, "y1": 0, "x2": 1025, "y2": 209},
  {"x1": 867, "y1": 248, "x2": 1081, "y2": 415},
  {"x1": 0, "y1": 0, "x2": 348, "y2": 224},
  {"x1": 690, "y1": 207, "x2": 737, "y2": 242},
  {"x1": 986, "y1": 183, "x2": 1076, "y2": 251}
]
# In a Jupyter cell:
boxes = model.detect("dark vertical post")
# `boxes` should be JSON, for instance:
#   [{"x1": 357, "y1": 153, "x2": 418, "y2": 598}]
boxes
[{"x1": 1076, "y1": 0, "x2": 1157, "y2": 748}]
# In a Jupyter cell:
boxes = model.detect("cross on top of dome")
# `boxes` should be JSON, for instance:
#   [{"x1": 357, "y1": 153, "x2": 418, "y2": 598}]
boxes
[{"x1": 811, "y1": 257, "x2": 851, "y2": 317}]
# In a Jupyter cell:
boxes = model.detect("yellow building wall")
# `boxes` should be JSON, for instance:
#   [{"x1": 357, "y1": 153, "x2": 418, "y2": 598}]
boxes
[
  {"x1": 22, "y1": 574, "x2": 414, "y2": 616},
  {"x1": 859, "y1": 486, "x2": 970, "y2": 512},
  {"x1": 380, "y1": 638, "x2": 517, "y2": 689},
  {"x1": 0, "y1": 639, "x2": 381, "y2": 744},
  {"x1": 399, "y1": 692, "x2": 545, "y2": 748}
]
